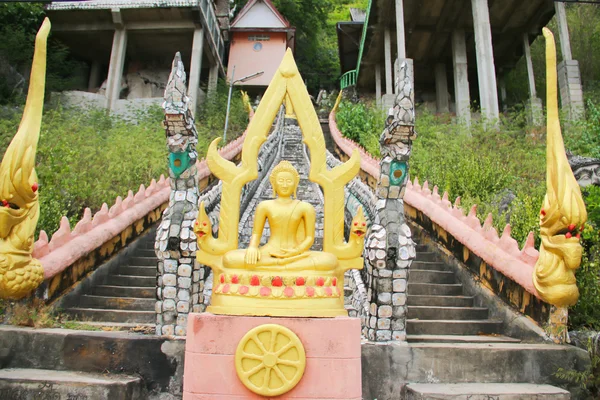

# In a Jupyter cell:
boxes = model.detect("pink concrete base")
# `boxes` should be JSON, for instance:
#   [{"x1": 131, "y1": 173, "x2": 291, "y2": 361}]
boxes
[{"x1": 183, "y1": 313, "x2": 362, "y2": 399}]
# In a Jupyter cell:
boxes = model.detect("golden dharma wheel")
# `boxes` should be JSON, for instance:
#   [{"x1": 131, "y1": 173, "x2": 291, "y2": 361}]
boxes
[{"x1": 235, "y1": 324, "x2": 306, "y2": 397}]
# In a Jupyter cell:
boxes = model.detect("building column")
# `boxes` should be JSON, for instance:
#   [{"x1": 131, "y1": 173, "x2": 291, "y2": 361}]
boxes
[
  {"x1": 435, "y1": 64, "x2": 449, "y2": 113},
  {"x1": 88, "y1": 60, "x2": 102, "y2": 92},
  {"x1": 208, "y1": 63, "x2": 219, "y2": 97},
  {"x1": 471, "y1": 0, "x2": 499, "y2": 122},
  {"x1": 555, "y1": 2, "x2": 573, "y2": 62},
  {"x1": 375, "y1": 63, "x2": 382, "y2": 107},
  {"x1": 384, "y1": 29, "x2": 393, "y2": 96},
  {"x1": 395, "y1": 0, "x2": 406, "y2": 60},
  {"x1": 555, "y1": 2, "x2": 584, "y2": 119},
  {"x1": 452, "y1": 30, "x2": 471, "y2": 126},
  {"x1": 188, "y1": 27, "x2": 205, "y2": 116},
  {"x1": 523, "y1": 35, "x2": 543, "y2": 125},
  {"x1": 105, "y1": 29, "x2": 127, "y2": 110}
]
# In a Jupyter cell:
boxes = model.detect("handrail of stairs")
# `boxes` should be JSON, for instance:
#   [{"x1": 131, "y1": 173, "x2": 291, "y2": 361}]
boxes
[
  {"x1": 32, "y1": 109, "x2": 253, "y2": 300},
  {"x1": 328, "y1": 106, "x2": 542, "y2": 299}
]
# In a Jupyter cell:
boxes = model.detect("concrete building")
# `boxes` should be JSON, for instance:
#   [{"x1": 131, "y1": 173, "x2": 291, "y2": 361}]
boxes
[
  {"x1": 338, "y1": 0, "x2": 584, "y2": 123},
  {"x1": 227, "y1": 0, "x2": 295, "y2": 88},
  {"x1": 46, "y1": 0, "x2": 229, "y2": 115}
]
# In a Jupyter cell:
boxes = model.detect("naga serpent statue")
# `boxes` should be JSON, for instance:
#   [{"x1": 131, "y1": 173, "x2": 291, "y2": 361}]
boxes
[
  {"x1": 0, "y1": 19, "x2": 50, "y2": 300},
  {"x1": 532, "y1": 28, "x2": 588, "y2": 307}
]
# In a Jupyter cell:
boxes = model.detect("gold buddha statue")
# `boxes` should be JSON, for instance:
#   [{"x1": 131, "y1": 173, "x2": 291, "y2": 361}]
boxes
[
  {"x1": 193, "y1": 49, "x2": 365, "y2": 317},
  {"x1": 223, "y1": 161, "x2": 338, "y2": 271}
]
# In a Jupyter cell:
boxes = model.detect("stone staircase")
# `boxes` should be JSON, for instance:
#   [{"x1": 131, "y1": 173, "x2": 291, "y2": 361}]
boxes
[
  {"x1": 0, "y1": 368, "x2": 143, "y2": 399},
  {"x1": 406, "y1": 244, "x2": 519, "y2": 343},
  {"x1": 367, "y1": 242, "x2": 583, "y2": 399},
  {"x1": 63, "y1": 232, "x2": 156, "y2": 328}
]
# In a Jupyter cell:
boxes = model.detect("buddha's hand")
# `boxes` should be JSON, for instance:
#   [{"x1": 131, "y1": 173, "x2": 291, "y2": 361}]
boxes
[
  {"x1": 245, "y1": 246, "x2": 261, "y2": 265},
  {"x1": 270, "y1": 248, "x2": 301, "y2": 259}
]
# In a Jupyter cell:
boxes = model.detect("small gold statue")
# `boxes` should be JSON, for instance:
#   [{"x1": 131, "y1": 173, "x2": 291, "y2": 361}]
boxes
[
  {"x1": 223, "y1": 161, "x2": 338, "y2": 271},
  {"x1": 194, "y1": 50, "x2": 365, "y2": 317}
]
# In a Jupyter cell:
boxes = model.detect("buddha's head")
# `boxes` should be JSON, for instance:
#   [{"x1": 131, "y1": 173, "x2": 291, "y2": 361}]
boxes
[{"x1": 269, "y1": 161, "x2": 300, "y2": 199}]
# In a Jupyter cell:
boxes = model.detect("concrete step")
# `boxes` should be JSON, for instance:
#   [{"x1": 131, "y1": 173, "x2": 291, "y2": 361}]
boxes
[
  {"x1": 407, "y1": 334, "x2": 521, "y2": 344},
  {"x1": 408, "y1": 306, "x2": 488, "y2": 320},
  {"x1": 405, "y1": 383, "x2": 570, "y2": 400},
  {"x1": 66, "y1": 308, "x2": 155, "y2": 323},
  {"x1": 129, "y1": 256, "x2": 156, "y2": 266},
  {"x1": 414, "y1": 252, "x2": 439, "y2": 262},
  {"x1": 75, "y1": 321, "x2": 155, "y2": 330},
  {"x1": 106, "y1": 275, "x2": 155, "y2": 287},
  {"x1": 362, "y1": 342, "x2": 590, "y2": 392},
  {"x1": 408, "y1": 295, "x2": 474, "y2": 307},
  {"x1": 136, "y1": 249, "x2": 157, "y2": 257},
  {"x1": 79, "y1": 295, "x2": 155, "y2": 311},
  {"x1": 415, "y1": 245, "x2": 428, "y2": 252},
  {"x1": 93, "y1": 285, "x2": 154, "y2": 298},
  {"x1": 409, "y1": 269, "x2": 455, "y2": 284},
  {"x1": 119, "y1": 265, "x2": 156, "y2": 276},
  {"x1": 408, "y1": 283, "x2": 463, "y2": 296},
  {"x1": 407, "y1": 319, "x2": 503, "y2": 335},
  {"x1": 410, "y1": 261, "x2": 449, "y2": 271},
  {"x1": 0, "y1": 368, "x2": 143, "y2": 399}
]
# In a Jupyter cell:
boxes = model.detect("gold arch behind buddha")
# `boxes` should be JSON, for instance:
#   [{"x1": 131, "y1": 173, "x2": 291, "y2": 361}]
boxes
[{"x1": 194, "y1": 49, "x2": 365, "y2": 317}]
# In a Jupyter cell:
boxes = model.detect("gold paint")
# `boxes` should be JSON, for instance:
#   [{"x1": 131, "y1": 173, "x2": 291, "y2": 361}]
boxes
[
  {"x1": 532, "y1": 29, "x2": 588, "y2": 307},
  {"x1": 241, "y1": 90, "x2": 253, "y2": 115},
  {"x1": 521, "y1": 290, "x2": 531, "y2": 314},
  {"x1": 235, "y1": 324, "x2": 306, "y2": 397},
  {"x1": 463, "y1": 247, "x2": 470, "y2": 263},
  {"x1": 195, "y1": 50, "x2": 364, "y2": 317},
  {"x1": 0, "y1": 19, "x2": 50, "y2": 299},
  {"x1": 284, "y1": 93, "x2": 296, "y2": 118},
  {"x1": 134, "y1": 218, "x2": 144, "y2": 234},
  {"x1": 120, "y1": 225, "x2": 133, "y2": 246},
  {"x1": 479, "y1": 263, "x2": 493, "y2": 291}
]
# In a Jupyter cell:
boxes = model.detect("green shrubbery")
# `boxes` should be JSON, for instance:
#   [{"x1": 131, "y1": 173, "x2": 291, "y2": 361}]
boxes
[
  {"x1": 336, "y1": 99, "x2": 600, "y2": 332},
  {"x1": 335, "y1": 99, "x2": 384, "y2": 157},
  {"x1": 570, "y1": 185, "x2": 600, "y2": 330},
  {"x1": 0, "y1": 83, "x2": 249, "y2": 238},
  {"x1": 411, "y1": 109, "x2": 546, "y2": 246}
]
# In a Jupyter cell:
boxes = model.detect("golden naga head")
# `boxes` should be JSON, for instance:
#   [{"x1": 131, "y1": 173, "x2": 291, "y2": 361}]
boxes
[
  {"x1": 350, "y1": 206, "x2": 367, "y2": 240},
  {"x1": 532, "y1": 28, "x2": 588, "y2": 307},
  {"x1": 0, "y1": 18, "x2": 50, "y2": 300}
]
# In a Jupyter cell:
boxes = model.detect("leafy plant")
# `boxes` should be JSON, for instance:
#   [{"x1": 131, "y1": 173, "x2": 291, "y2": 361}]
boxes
[
  {"x1": 336, "y1": 99, "x2": 384, "y2": 156},
  {"x1": 556, "y1": 337, "x2": 600, "y2": 399}
]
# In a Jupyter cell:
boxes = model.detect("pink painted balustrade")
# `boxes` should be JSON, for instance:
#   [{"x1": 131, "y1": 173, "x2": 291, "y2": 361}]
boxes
[
  {"x1": 34, "y1": 111, "x2": 253, "y2": 281},
  {"x1": 328, "y1": 108, "x2": 542, "y2": 299}
]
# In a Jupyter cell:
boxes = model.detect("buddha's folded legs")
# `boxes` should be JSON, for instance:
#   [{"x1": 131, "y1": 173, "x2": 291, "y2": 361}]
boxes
[{"x1": 223, "y1": 248, "x2": 338, "y2": 271}]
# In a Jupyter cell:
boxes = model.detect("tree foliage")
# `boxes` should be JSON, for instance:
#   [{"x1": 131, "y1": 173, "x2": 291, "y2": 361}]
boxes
[{"x1": 0, "y1": 4, "x2": 86, "y2": 105}]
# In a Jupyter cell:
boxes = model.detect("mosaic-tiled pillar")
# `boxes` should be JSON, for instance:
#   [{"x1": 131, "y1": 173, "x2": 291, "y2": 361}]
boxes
[
  {"x1": 155, "y1": 53, "x2": 203, "y2": 337},
  {"x1": 365, "y1": 59, "x2": 416, "y2": 342}
]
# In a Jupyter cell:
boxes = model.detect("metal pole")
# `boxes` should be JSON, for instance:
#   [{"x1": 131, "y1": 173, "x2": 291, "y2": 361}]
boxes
[{"x1": 223, "y1": 65, "x2": 235, "y2": 142}]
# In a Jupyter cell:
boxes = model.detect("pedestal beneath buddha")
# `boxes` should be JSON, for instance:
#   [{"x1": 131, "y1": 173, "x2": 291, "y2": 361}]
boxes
[{"x1": 183, "y1": 313, "x2": 362, "y2": 399}]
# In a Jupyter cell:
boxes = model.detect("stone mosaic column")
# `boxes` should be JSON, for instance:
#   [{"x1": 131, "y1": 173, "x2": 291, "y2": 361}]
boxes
[
  {"x1": 364, "y1": 59, "x2": 416, "y2": 342},
  {"x1": 155, "y1": 53, "x2": 203, "y2": 336}
]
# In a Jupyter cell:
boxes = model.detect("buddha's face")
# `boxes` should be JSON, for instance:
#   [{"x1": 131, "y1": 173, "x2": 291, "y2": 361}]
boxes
[{"x1": 273, "y1": 171, "x2": 297, "y2": 197}]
